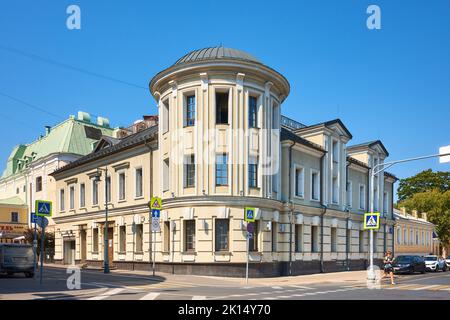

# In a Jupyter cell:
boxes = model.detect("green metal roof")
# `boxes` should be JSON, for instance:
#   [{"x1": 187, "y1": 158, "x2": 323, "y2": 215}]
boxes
[
  {"x1": 0, "y1": 196, "x2": 27, "y2": 207},
  {"x1": 1, "y1": 115, "x2": 115, "y2": 180}
]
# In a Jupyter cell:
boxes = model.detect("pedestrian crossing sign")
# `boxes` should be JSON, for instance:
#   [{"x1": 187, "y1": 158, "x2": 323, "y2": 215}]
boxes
[
  {"x1": 35, "y1": 200, "x2": 52, "y2": 217},
  {"x1": 149, "y1": 197, "x2": 162, "y2": 210},
  {"x1": 244, "y1": 207, "x2": 256, "y2": 222},
  {"x1": 364, "y1": 212, "x2": 380, "y2": 230}
]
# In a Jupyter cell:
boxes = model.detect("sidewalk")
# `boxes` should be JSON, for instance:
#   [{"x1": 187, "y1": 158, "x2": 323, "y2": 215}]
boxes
[{"x1": 44, "y1": 263, "x2": 371, "y2": 287}]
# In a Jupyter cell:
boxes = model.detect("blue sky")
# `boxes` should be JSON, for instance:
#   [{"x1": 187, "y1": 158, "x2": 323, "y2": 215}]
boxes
[{"x1": 0, "y1": 0, "x2": 449, "y2": 200}]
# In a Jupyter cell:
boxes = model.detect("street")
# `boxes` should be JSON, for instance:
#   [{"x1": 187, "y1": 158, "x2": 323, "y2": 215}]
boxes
[{"x1": 1, "y1": 266, "x2": 449, "y2": 300}]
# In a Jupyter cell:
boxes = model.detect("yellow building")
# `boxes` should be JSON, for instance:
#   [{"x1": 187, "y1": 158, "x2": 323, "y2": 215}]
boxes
[
  {"x1": 0, "y1": 197, "x2": 28, "y2": 243},
  {"x1": 393, "y1": 208, "x2": 436, "y2": 256},
  {"x1": 50, "y1": 47, "x2": 397, "y2": 276}
]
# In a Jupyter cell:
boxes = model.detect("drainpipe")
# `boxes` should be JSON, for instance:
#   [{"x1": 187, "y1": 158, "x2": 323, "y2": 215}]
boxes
[
  {"x1": 345, "y1": 160, "x2": 351, "y2": 271},
  {"x1": 319, "y1": 153, "x2": 327, "y2": 273},
  {"x1": 288, "y1": 141, "x2": 295, "y2": 276},
  {"x1": 145, "y1": 139, "x2": 154, "y2": 271}
]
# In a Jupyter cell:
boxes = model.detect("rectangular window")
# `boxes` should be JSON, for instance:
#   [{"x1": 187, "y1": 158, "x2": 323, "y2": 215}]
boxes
[
  {"x1": 69, "y1": 185, "x2": 75, "y2": 210},
  {"x1": 92, "y1": 181, "x2": 98, "y2": 206},
  {"x1": 359, "y1": 185, "x2": 365, "y2": 210},
  {"x1": 403, "y1": 229, "x2": 407, "y2": 245},
  {"x1": 118, "y1": 172, "x2": 126, "y2": 200},
  {"x1": 295, "y1": 224, "x2": 303, "y2": 253},
  {"x1": 248, "y1": 96, "x2": 258, "y2": 128},
  {"x1": 162, "y1": 99, "x2": 169, "y2": 133},
  {"x1": 248, "y1": 157, "x2": 258, "y2": 188},
  {"x1": 184, "y1": 220, "x2": 196, "y2": 252},
  {"x1": 215, "y1": 92, "x2": 229, "y2": 124},
  {"x1": 332, "y1": 177, "x2": 338, "y2": 204},
  {"x1": 346, "y1": 229, "x2": 351, "y2": 253},
  {"x1": 311, "y1": 171, "x2": 320, "y2": 201},
  {"x1": 383, "y1": 191, "x2": 388, "y2": 214},
  {"x1": 397, "y1": 227, "x2": 401, "y2": 245},
  {"x1": 80, "y1": 183, "x2": 86, "y2": 208},
  {"x1": 93, "y1": 228, "x2": 99, "y2": 252},
  {"x1": 11, "y1": 212, "x2": 19, "y2": 223},
  {"x1": 332, "y1": 140, "x2": 339, "y2": 163},
  {"x1": 249, "y1": 222, "x2": 259, "y2": 252},
  {"x1": 410, "y1": 229, "x2": 413, "y2": 245},
  {"x1": 135, "y1": 224, "x2": 143, "y2": 252},
  {"x1": 271, "y1": 222, "x2": 277, "y2": 252},
  {"x1": 60, "y1": 189, "x2": 65, "y2": 211},
  {"x1": 331, "y1": 227, "x2": 337, "y2": 252},
  {"x1": 36, "y1": 176, "x2": 42, "y2": 192},
  {"x1": 346, "y1": 181, "x2": 352, "y2": 208},
  {"x1": 374, "y1": 186, "x2": 379, "y2": 211},
  {"x1": 106, "y1": 176, "x2": 111, "y2": 203},
  {"x1": 422, "y1": 231, "x2": 424, "y2": 246},
  {"x1": 295, "y1": 167, "x2": 304, "y2": 197},
  {"x1": 373, "y1": 232, "x2": 378, "y2": 253},
  {"x1": 215, "y1": 219, "x2": 229, "y2": 251},
  {"x1": 184, "y1": 155, "x2": 195, "y2": 188},
  {"x1": 311, "y1": 226, "x2": 319, "y2": 252},
  {"x1": 215, "y1": 154, "x2": 228, "y2": 186},
  {"x1": 185, "y1": 95, "x2": 195, "y2": 126},
  {"x1": 164, "y1": 221, "x2": 170, "y2": 252},
  {"x1": 119, "y1": 226, "x2": 126, "y2": 253},
  {"x1": 359, "y1": 230, "x2": 365, "y2": 253},
  {"x1": 135, "y1": 168, "x2": 143, "y2": 198},
  {"x1": 163, "y1": 159, "x2": 170, "y2": 192}
]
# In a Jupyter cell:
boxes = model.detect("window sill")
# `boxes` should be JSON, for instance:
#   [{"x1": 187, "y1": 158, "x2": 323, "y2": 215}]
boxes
[
  {"x1": 79, "y1": 206, "x2": 86, "y2": 210},
  {"x1": 182, "y1": 251, "x2": 197, "y2": 255},
  {"x1": 92, "y1": 251, "x2": 99, "y2": 255},
  {"x1": 134, "y1": 251, "x2": 144, "y2": 255},
  {"x1": 118, "y1": 199, "x2": 127, "y2": 203},
  {"x1": 134, "y1": 196, "x2": 144, "y2": 200},
  {"x1": 249, "y1": 187, "x2": 260, "y2": 191},
  {"x1": 214, "y1": 251, "x2": 231, "y2": 255},
  {"x1": 310, "y1": 198, "x2": 320, "y2": 202},
  {"x1": 118, "y1": 252, "x2": 126, "y2": 255},
  {"x1": 183, "y1": 125, "x2": 195, "y2": 128},
  {"x1": 294, "y1": 195, "x2": 304, "y2": 200},
  {"x1": 216, "y1": 184, "x2": 229, "y2": 187}
]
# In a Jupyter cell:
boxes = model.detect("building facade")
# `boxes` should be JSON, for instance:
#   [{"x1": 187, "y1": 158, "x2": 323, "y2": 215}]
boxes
[
  {"x1": 0, "y1": 112, "x2": 115, "y2": 234},
  {"x1": 0, "y1": 197, "x2": 28, "y2": 243},
  {"x1": 51, "y1": 47, "x2": 397, "y2": 277},
  {"x1": 393, "y1": 208, "x2": 437, "y2": 256}
]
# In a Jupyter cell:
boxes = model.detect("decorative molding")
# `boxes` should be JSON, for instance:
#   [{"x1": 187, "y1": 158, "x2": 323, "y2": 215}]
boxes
[
  {"x1": 112, "y1": 162, "x2": 130, "y2": 171},
  {"x1": 199, "y1": 73, "x2": 208, "y2": 91}
]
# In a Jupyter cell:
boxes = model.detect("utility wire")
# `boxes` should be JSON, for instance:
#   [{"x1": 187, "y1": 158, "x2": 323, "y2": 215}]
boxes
[
  {"x1": 0, "y1": 91, "x2": 64, "y2": 120},
  {"x1": 0, "y1": 44, "x2": 148, "y2": 90}
]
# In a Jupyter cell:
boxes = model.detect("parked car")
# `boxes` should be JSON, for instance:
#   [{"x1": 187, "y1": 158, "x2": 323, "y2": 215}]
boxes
[
  {"x1": 0, "y1": 243, "x2": 34, "y2": 277},
  {"x1": 392, "y1": 255, "x2": 426, "y2": 274},
  {"x1": 424, "y1": 255, "x2": 447, "y2": 272},
  {"x1": 445, "y1": 256, "x2": 450, "y2": 268}
]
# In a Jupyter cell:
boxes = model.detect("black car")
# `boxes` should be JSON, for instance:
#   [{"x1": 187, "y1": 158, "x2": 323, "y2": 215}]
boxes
[{"x1": 392, "y1": 255, "x2": 426, "y2": 274}]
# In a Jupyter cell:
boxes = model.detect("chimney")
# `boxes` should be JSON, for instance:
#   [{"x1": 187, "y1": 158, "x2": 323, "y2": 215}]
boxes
[
  {"x1": 401, "y1": 207, "x2": 407, "y2": 216},
  {"x1": 45, "y1": 126, "x2": 51, "y2": 136},
  {"x1": 412, "y1": 210, "x2": 418, "y2": 218},
  {"x1": 422, "y1": 212, "x2": 427, "y2": 221}
]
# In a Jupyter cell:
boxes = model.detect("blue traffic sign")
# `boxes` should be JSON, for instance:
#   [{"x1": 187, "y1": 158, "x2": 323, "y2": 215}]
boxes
[
  {"x1": 363, "y1": 212, "x2": 380, "y2": 230},
  {"x1": 36, "y1": 216, "x2": 49, "y2": 229},
  {"x1": 151, "y1": 209, "x2": 160, "y2": 218},
  {"x1": 31, "y1": 212, "x2": 38, "y2": 223},
  {"x1": 36, "y1": 200, "x2": 52, "y2": 217}
]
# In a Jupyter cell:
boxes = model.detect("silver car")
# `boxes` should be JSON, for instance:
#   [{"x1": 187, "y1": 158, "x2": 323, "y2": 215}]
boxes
[
  {"x1": 0, "y1": 244, "x2": 35, "y2": 277},
  {"x1": 424, "y1": 255, "x2": 447, "y2": 272}
]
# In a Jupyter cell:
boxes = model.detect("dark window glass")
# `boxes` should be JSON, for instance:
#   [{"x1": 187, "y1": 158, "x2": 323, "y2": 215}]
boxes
[
  {"x1": 215, "y1": 154, "x2": 228, "y2": 186},
  {"x1": 185, "y1": 155, "x2": 195, "y2": 188},
  {"x1": 249, "y1": 222, "x2": 258, "y2": 252},
  {"x1": 215, "y1": 219, "x2": 229, "y2": 251},
  {"x1": 248, "y1": 96, "x2": 258, "y2": 128},
  {"x1": 184, "y1": 220, "x2": 196, "y2": 252},
  {"x1": 216, "y1": 92, "x2": 229, "y2": 124},
  {"x1": 186, "y1": 95, "x2": 195, "y2": 126},
  {"x1": 248, "y1": 159, "x2": 258, "y2": 188},
  {"x1": 36, "y1": 176, "x2": 42, "y2": 192}
]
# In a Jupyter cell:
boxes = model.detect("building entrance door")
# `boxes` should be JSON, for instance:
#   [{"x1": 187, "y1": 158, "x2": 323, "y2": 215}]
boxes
[
  {"x1": 107, "y1": 227, "x2": 114, "y2": 266},
  {"x1": 80, "y1": 230, "x2": 87, "y2": 263},
  {"x1": 63, "y1": 240, "x2": 76, "y2": 265}
]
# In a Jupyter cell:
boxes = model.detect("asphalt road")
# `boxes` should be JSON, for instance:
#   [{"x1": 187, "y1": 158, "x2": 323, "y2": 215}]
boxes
[{"x1": 0, "y1": 267, "x2": 449, "y2": 300}]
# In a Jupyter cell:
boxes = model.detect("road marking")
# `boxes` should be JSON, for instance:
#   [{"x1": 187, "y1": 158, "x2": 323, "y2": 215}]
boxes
[
  {"x1": 289, "y1": 285, "x2": 312, "y2": 289},
  {"x1": 278, "y1": 295, "x2": 291, "y2": 298},
  {"x1": 140, "y1": 292, "x2": 160, "y2": 300},
  {"x1": 262, "y1": 297, "x2": 276, "y2": 300},
  {"x1": 411, "y1": 285, "x2": 442, "y2": 291},
  {"x1": 271, "y1": 286, "x2": 283, "y2": 289},
  {"x1": 429, "y1": 285, "x2": 449, "y2": 291},
  {"x1": 192, "y1": 296, "x2": 206, "y2": 300},
  {"x1": 88, "y1": 288, "x2": 124, "y2": 300}
]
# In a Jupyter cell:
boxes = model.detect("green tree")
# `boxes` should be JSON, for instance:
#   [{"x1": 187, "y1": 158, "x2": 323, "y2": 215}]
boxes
[
  {"x1": 397, "y1": 169, "x2": 449, "y2": 202},
  {"x1": 401, "y1": 189, "x2": 450, "y2": 257},
  {"x1": 23, "y1": 228, "x2": 55, "y2": 261}
]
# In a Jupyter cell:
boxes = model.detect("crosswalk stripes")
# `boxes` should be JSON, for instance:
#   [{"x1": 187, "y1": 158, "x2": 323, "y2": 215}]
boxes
[
  {"x1": 383, "y1": 283, "x2": 450, "y2": 291},
  {"x1": 192, "y1": 296, "x2": 206, "y2": 300},
  {"x1": 88, "y1": 288, "x2": 125, "y2": 300},
  {"x1": 411, "y1": 285, "x2": 442, "y2": 291},
  {"x1": 140, "y1": 292, "x2": 160, "y2": 300}
]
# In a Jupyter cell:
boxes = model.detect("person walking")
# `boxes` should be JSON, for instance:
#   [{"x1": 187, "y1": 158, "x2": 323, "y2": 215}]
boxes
[{"x1": 381, "y1": 250, "x2": 395, "y2": 285}]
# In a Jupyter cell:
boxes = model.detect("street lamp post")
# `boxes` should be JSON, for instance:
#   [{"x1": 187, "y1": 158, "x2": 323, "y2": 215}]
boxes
[
  {"x1": 367, "y1": 150, "x2": 450, "y2": 281},
  {"x1": 92, "y1": 167, "x2": 109, "y2": 274}
]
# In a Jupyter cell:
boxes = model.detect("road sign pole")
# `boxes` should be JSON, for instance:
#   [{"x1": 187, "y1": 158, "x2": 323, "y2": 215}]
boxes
[
  {"x1": 368, "y1": 170, "x2": 375, "y2": 281},
  {"x1": 246, "y1": 235, "x2": 249, "y2": 284},
  {"x1": 39, "y1": 224, "x2": 45, "y2": 284},
  {"x1": 152, "y1": 230, "x2": 156, "y2": 277},
  {"x1": 33, "y1": 218, "x2": 37, "y2": 278}
]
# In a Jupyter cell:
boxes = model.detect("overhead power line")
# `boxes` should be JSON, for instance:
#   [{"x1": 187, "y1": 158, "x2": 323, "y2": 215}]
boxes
[
  {"x1": 0, "y1": 44, "x2": 148, "y2": 90},
  {"x1": 0, "y1": 91, "x2": 64, "y2": 120}
]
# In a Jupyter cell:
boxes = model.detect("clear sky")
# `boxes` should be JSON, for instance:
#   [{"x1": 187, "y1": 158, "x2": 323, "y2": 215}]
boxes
[{"x1": 0, "y1": 0, "x2": 449, "y2": 200}]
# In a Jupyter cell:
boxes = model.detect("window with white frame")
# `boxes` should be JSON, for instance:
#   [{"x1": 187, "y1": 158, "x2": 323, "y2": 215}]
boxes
[
  {"x1": 248, "y1": 96, "x2": 258, "y2": 128},
  {"x1": 69, "y1": 185, "x2": 75, "y2": 210},
  {"x1": 359, "y1": 184, "x2": 366, "y2": 210},
  {"x1": 383, "y1": 191, "x2": 388, "y2": 214},
  {"x1": 215, "y1": 91, "x2": 229, "y2": 124},
  {"x1": 105, "y1": 176, "x2": 111, "y2": 203},
  {"x1": 215, "y1": 154, "x2": 228, "y2": 186},
  {"x1": 163, "y1": 158, "x2": 169, "y2": 192},
  {"x1": 311, "y1": 170, "x2": 320, "y2": 201},
  {"x1": 397, "y1": 227, "x2": 401, "y2": 244},
  {"x1": 403, "y1": 229, "x2": 407, "y2": 245},
  {"x1": 11, "y1": 212, "x2": 18, "y2": 223},
  {"x1": 80, "y1": 183, "x2": 86, "y2": 208},
  {"x1": 332, "y1": 176, "x2": 339, "y2": 204},
  {"x1": 162, "y1": 99, "x2": 169, "y2": 133},
  {"x1": 248, "y1": 157, "x2": 258, "y2": 188},
  {"x1": 311, "y1": 226, "x2": 319, "y2": 252},
  {"x1": 359, "y1": 230, "x2": 365, "y2": 252},
  {"x1": 185, "y1": 95, "x2": 195, "y2": 127},
  {"x1": 92, "y1": 180, "x2": 98, "y2": 206},
  {"x1": 135, "y1": 168, "x2": 143, "y2": 198},
  {"x1": 332, "y1": 140, "x2": 339, "y2": 163},
  {"x1": 60, "y1": 189, "x2": 65, "y2": 211},
  {"x1": 331, "y1": 227, "x2": 337, "y2": 252},
  {"x1": 118, "y1": 172, "x2": 126, "y2": 201},
  {"x1": 346, "y1": 181, "x2": 352, "y2": 208},
  {"x1": 295, "y1": 166, "x2": 304, "y2": 197},
  {"x1": 295, "y1": 224, "x2": 303, "y2": 252},
  {"x1": 184, "y1": 155, "x2": 195, "y2": 188}
]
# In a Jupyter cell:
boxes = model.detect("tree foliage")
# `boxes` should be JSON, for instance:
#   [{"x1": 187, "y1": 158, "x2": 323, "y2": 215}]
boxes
[
  {"x1": 401, "y1": 189, "x2": 450, "y2": 255},
  {"x1": 397, "y1": 169, "x2": 449, "y2": 202},
  {"x1": 23, "y1": 227, "x2": 55, "y2": 259}
]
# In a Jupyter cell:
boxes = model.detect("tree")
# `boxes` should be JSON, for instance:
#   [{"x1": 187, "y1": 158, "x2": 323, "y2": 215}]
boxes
[
  {"x1": 401, "y1": 189, "x2": 450, "y2": 257},
  {"x1": 397, "y1": 169, "x2": 449, "y2": 202},
  {"x1": 23, "y1": 227, "x2": 55, "y2": 261}
]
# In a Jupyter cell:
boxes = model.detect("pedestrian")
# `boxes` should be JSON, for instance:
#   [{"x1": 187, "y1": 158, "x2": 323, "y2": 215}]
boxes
[{"x1": 381, "y1": 250, "x2": 395, "y2": 285}]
